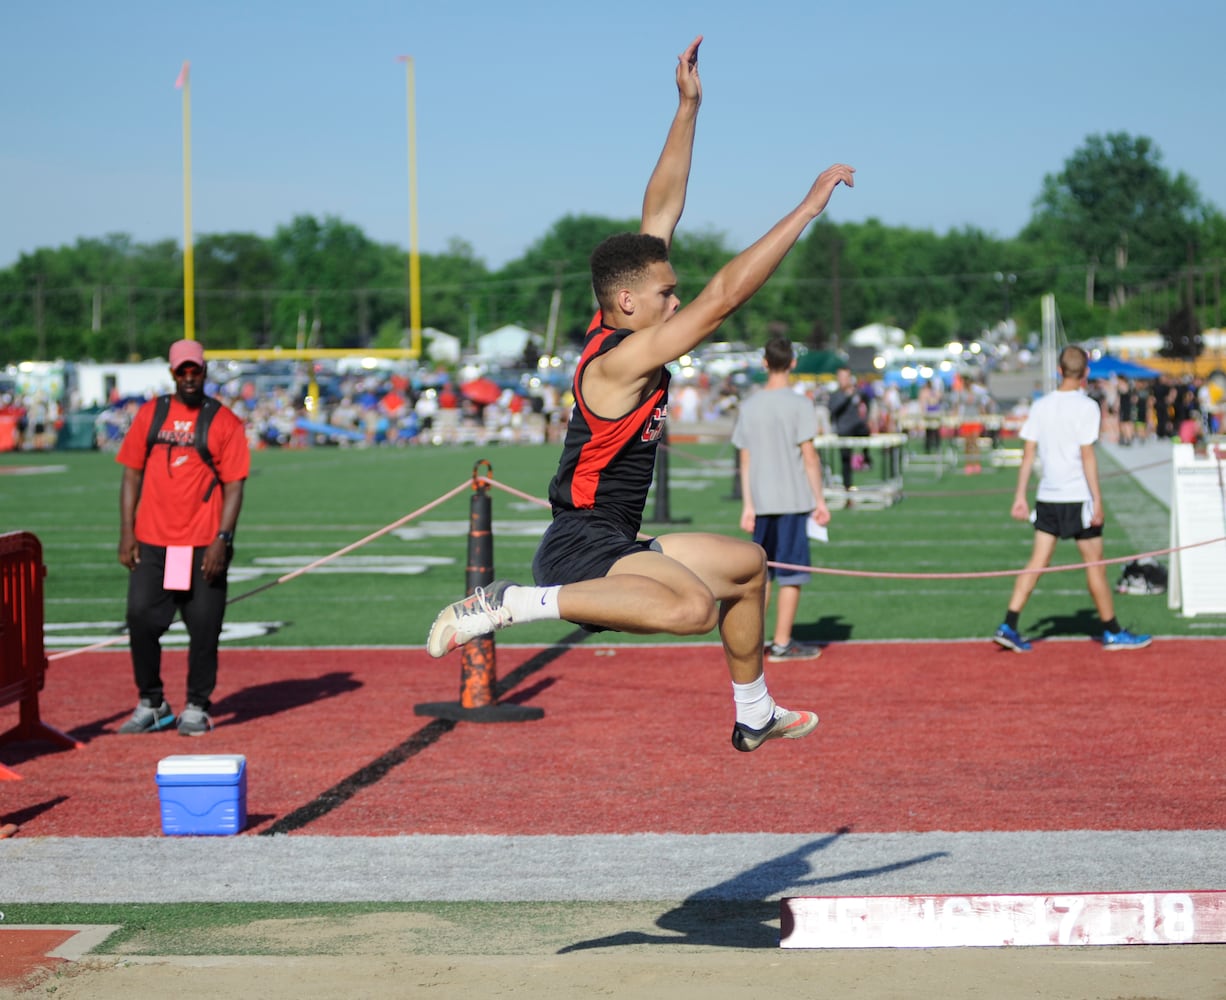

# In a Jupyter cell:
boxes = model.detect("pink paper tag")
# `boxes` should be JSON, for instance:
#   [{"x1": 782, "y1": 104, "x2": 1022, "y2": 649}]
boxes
[{"x1": 163, "y1": 545, "x2": 193, "y2": 590}]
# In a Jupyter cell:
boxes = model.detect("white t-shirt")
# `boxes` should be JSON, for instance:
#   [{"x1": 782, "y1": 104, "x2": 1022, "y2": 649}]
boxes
[{"x1": 1020, "y1": 388, "x2": 1101, "y2": 502}]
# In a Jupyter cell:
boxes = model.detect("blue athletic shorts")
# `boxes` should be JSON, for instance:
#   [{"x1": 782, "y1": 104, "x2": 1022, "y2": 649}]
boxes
[
  {"x1": 752, "y1": 512, "x2": 812, "y2": 586},
  {"x1": 1032, "y1": 500, "x2": 1102, "y2": 541}
]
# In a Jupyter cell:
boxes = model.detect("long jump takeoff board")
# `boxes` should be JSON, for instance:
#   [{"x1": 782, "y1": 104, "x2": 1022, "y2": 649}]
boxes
[{"x1": 780, "y1": 891, "x2": 1226, "y2": 949}]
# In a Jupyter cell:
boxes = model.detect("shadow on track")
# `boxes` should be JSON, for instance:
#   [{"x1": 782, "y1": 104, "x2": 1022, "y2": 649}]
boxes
[{"x1": 558, "y1": 829, "x2": 949, "y2": 952}]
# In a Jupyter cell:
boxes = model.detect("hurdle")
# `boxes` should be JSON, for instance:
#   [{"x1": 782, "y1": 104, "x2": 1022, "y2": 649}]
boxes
[
  {"x1": 415, "y1": 461, "x2": 544, "y2": 723},
  {"x1": 0, "y1": 531, "x2": 82, "y2": 780},
  {"x1": 814, "y1": 432, "x2": 907, "y2": 509}
]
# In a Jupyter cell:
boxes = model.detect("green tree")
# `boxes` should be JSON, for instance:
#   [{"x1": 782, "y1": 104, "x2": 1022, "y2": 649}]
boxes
[
  {"x1": 492, "y1": 214, "x2": 627, "y2": 350},
  {"x1": 194, "y1": 233, "x2": 279, "y2": 348},
  {"x1": 270, "y1": 215, "x2": 387, "y2": 347},
  {"x1": 910, "y1": 308, "x2": 957, "y2": 347},
  {"x1": 418, "y1": 238, "x2": 491, "y2": 347},
  {"x1": 1026, "y1": 133, "x2": 1204, "y2": 312}
]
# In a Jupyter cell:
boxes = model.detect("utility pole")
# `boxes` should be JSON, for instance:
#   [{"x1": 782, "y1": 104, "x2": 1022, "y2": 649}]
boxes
[
  {"x1": 830, "y1": 236, "x2": 842, "y2": 346},
  {"x1": 34, "y1": 275, "x2": 45, "y2": 360},
  {"x1": 1216, "y1": 258, "x2": 1222, "y2": 330},
  {"x1": 543, "y1": 260, "x2": 566, "y2": 360},
  {"x1": 127, "y1": 288, "x2": 136, "y2": 360}
]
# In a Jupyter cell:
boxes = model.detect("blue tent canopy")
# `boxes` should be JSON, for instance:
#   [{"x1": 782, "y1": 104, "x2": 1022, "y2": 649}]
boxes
[{"x1": 1087, "y1": 353, "x2": 1160, "y2": 380}]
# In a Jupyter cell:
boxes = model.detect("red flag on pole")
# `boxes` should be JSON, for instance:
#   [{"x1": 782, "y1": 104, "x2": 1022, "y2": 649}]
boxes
[{"x1": 175, "y1": 61, "x2": 190, "y2": 89}]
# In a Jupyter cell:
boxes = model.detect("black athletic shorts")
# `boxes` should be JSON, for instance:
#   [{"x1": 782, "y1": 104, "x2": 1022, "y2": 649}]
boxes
[
  {"x1": 532, "y1": 510, "x2": 662, "y2": 634},
  {"x1": 532, "y1": 509, "x2": 661, "y2": 586},
  {"x1": 1032, "y1": 500, "x2": 1102, "y2": 540}
]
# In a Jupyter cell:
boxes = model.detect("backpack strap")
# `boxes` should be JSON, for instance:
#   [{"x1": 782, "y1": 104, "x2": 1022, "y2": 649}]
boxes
[
  {"x1": 144, "y1": 395, "x2": 173, "y2": 461},
  {"x1": 194, "y1": 397, "x2": 223, "y2": 503}
]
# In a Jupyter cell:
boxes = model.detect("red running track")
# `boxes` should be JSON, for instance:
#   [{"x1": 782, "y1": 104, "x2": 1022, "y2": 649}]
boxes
[{"x1": 1, "y1": 641, "x2": 1222, "y2": 837}]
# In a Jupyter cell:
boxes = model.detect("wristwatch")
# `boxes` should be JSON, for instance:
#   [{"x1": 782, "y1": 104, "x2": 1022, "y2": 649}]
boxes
[{"x1": 216, "y1": 530, "x2": 234, "y2": 544}]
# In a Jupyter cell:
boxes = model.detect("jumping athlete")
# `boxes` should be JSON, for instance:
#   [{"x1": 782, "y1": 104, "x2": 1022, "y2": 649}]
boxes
[{"x1": 427, "y1": 37, "x2": 855, "y2": 751}]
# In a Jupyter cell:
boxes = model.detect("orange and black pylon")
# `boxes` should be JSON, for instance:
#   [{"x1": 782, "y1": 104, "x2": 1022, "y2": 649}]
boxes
[{"x1": 415, "y1": 460, "x2": 544, "y2": 723}]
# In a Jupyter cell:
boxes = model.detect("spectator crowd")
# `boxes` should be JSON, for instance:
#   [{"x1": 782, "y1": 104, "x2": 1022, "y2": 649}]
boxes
[{"x1": 2, "y1": 361, "x2": 1222, "y2": 457}]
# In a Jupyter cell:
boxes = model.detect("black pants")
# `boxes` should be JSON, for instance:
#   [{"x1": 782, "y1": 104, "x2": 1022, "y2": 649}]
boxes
[
  {"x1": 126, "y1": 541, "x2": 229, "y2": 710},
  {"x1": 840, "y1": 448, "x2": 855, "y2": 489},
  {"x1": 839, "y1": 447, "x2": 870, "y2": 488}
]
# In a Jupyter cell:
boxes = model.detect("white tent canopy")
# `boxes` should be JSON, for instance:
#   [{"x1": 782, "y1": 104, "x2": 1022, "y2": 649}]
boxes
[
  {"x1": 424, "y1": 327, "x2": 461, "y2": 364},
  {"x1": 476, "y1": 324, "x2": 536, "y2": 363},
  {"x1": 848, "y1": 323, "x2": 906, "y2": 349}
]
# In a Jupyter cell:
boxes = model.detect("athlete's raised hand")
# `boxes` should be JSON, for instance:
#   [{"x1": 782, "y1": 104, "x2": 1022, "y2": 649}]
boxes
[
  {"x1": 676, "y1": 35, "x2": 702, "y2": 106},
  {"x1": 801, "y1": 164, "x2": 855, "y2": 219}
]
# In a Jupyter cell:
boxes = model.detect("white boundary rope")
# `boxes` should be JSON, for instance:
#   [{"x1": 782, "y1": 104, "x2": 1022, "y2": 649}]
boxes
[{"x1": 44, "y1": 470, "x2": 1225, "y2": 662}]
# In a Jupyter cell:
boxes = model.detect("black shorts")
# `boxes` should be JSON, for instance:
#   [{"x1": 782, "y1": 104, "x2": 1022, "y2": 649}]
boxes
[
  {"x1": 532, "y1": 510, "x2": 661, "y2": 586},
  {"x1": 1032, "y1": 500, "x2": 1102, "y2": 541}
]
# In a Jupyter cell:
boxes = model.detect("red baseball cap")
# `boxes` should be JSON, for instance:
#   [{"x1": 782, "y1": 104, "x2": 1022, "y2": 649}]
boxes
[{"x1": 169, "y1": 339, "x2": 206, "y2": 371}]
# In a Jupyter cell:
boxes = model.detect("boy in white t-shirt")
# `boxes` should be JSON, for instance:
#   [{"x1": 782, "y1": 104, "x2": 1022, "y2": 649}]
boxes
[{"x1": 993, "y1": 345, "x2": 1151, "y2": 653}]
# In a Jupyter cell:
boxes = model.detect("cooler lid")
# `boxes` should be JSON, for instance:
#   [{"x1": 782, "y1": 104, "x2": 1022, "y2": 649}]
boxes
[{"x1": 157, "y1": 754, "x2": 246, "y2": 776}]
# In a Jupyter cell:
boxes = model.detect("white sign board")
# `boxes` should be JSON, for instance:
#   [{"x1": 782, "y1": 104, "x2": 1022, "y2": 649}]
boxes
[
  {"x1": 781, "y1": 891, "x2": 1226, "y2": 949},
  {"x1": 1168, "y1": 442, "x2": 1226, "y2": 616}
]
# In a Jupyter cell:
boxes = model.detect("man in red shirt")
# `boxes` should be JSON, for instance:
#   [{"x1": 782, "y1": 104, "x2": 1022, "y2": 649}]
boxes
[{"x1": 115, "y1": 339, "x2": 251, "y2": 735}]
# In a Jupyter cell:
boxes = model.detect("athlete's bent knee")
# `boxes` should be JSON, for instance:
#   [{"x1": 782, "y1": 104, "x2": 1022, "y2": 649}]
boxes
[{"x1": 663, "y1": 592, "x2": 719, "y2": 635}]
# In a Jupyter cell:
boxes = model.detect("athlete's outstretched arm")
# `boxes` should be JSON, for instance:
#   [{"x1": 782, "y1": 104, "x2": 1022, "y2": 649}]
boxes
[
  {"x1": 639, "y1": 35, "x2": 702, "y2": 248},
  {"x1": 604, "y1": 163, "x2": 855, "y2": 387}
]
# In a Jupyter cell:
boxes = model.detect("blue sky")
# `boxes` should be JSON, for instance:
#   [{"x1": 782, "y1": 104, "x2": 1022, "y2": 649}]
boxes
[{"x1": 3, "y1": 0, "x2": 1224, "y2": 271}]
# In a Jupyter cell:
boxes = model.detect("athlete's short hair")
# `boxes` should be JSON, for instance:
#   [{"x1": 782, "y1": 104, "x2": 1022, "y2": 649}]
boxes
[
  {"x1": 1059, "y1": 345, "x2": 1088, "y2": 380},
  {"x1": 763, "y1": 335, "x2": 794, "y2": 372},
  {"x1": 590, "y1": 233, "x2": 670, "y2": 312}
]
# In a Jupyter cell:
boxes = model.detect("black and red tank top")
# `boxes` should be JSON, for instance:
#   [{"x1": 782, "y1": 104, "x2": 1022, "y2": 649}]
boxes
[{"x1": 547, "y1": 318, "x2": 670, "y2": 536}]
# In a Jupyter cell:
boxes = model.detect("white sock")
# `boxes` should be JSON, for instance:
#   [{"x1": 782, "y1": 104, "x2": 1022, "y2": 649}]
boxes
[
  {"x1": 732, "y1": 675, "x2": 776, "y2": 730},
  {"x1": 501, "y1": 585, "x2": 561, "y2": 624}
]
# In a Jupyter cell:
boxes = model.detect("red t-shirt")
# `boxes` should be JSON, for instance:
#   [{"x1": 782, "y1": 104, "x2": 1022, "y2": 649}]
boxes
[{"x1": 116, "y1": 396, "x2": 251, "y2": 546}]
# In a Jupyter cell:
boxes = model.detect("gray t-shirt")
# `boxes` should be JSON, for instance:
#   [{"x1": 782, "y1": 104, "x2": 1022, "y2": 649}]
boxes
[{"x1": 731, "y1": 386, "x2": 820, "y2": 514}]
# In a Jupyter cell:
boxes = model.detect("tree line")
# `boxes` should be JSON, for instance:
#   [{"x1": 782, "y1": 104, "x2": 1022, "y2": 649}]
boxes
[{"x1": 1, "y1": 132, "x2": 1222, "y2": 367}]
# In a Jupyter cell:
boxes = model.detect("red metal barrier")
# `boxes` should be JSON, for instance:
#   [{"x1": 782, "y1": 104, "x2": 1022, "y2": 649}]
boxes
[{"x1": 0, "y1": 531, "x2": 82, "y2": 780}]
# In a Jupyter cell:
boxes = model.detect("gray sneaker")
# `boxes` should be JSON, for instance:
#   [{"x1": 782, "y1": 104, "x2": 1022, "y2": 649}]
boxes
[
  {"x1": 118, "y1": 699, "x2": 175, "y2": 734},
  {"x1": 426, "y1": 581, "x2": 515, "y2": 657},
  {"x1": 731, "y1": 705, "x2": 819, "y2": 752},
  {"x1": 177, "y1": 704, "x2": 213, "y2": 737},
  {"x1": 767, "y1": 640, "x2": 823, "y2": 662}
]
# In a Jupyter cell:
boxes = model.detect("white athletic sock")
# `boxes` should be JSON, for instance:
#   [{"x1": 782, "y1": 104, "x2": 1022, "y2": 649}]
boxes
[
  {"x1": 501, "y1": 585, "x2": 561, "y2": 624},
  {"x1": 732, "y1": 675, "x2": 776, "y2": 730}
]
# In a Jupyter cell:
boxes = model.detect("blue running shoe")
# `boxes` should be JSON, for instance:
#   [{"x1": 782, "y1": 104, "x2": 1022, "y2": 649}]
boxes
[
  {"x1": 993, "y1": 623, "x2": 1031, "y2": 653},
  {"x1": 1103, "y1": 628, "x2": 1152, "y2": 651}
]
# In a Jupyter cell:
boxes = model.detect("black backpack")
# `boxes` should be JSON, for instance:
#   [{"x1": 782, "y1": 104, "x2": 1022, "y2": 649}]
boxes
[
  {"x1": 1115, "y1": 558, "x2": 1168, "y2": 596},
  {"x1": 144, "y1": 394, "x2": 223, "y2": 502}
]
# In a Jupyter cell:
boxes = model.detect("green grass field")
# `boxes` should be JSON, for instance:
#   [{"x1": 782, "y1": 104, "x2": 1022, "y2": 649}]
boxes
[{"x1": 1, "y1": 437, "x2": 1194, "y2": 647}]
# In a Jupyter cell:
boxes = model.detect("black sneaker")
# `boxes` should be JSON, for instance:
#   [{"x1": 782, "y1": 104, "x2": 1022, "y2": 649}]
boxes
[{"x1": 731, "y1": 706, "x2": 819, "y2": 752}]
